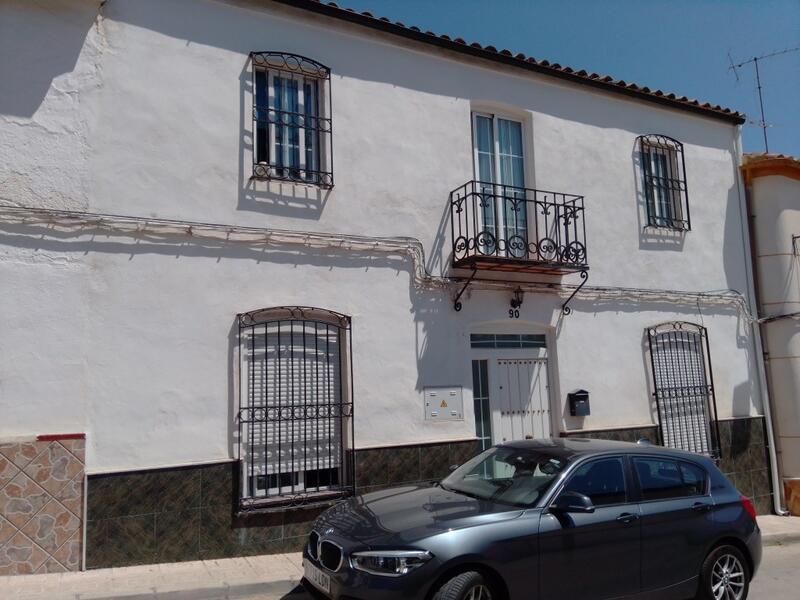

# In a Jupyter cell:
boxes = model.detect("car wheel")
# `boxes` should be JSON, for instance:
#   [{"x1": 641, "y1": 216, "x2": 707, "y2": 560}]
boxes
[
  {"x1": 433, "y1": 571, "x2": 495, "y2": 600},
  {"x1": 696, "y1": 544, "x2": 750, "y2": 600}
]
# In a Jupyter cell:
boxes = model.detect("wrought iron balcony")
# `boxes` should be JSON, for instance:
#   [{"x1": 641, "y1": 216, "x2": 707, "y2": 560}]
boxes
[{"x1": 450, "y1": 180, "x2": 588, "y2": 274}]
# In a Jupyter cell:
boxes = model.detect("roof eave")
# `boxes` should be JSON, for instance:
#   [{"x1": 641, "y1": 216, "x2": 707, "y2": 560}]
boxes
[{"x1": 271, "y1": 0, "x2": 745, "y2": 126}]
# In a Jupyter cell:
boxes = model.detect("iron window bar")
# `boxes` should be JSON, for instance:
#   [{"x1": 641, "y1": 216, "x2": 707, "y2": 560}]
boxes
[
  {"x1": 250, "y1": 52, "x2": 334, "y2": 188},
  {"x1": 646, "y1": 321, "x2": 721, "y2": 459},
  {"x1": 638, "y1": 134, "x2": 690, "y2": 231},
  {"x1": 450, "y1": 180, "x2": 588, "y2": 272},
  {"x1": 237, "y1": 306, "x2": 354, "y2": 511}
]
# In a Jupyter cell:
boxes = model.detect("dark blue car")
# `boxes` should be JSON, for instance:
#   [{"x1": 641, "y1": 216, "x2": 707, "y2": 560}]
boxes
[{"x1": 302, "y1": 438, "x2": 761, "y2": 600}]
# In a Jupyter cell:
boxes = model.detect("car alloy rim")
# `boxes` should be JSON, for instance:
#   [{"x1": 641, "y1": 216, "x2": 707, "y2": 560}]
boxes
[
  {"x1": 466, "y1": 584, "x2": 492, "y2": 600},
  {"x1": 711, "y1": 553, "x2": 745, "y2": 600}
]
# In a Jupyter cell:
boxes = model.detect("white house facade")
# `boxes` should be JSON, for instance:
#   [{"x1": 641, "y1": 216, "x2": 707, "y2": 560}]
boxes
[{"x1": 0, "y1": 0, "x2": 777, "y2": 573}]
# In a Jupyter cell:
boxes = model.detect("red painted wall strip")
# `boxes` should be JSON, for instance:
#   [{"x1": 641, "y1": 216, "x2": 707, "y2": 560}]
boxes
[{"x1": 36, "y1": 433, "x2": 86, "y2": 441}]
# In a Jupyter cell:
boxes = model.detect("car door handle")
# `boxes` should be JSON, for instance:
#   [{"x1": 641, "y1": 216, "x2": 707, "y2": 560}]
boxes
[
  {"x1": 616, "y1": 513, "x2": 639, "y2": 524},
  {"x1": 692, "y1": 502, "x2": 712, "y2": 513}
]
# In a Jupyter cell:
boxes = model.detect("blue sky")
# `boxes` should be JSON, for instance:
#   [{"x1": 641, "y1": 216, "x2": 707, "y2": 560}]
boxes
[{"x1": 342, "y1": 0, "x2": 800, "y2": 156}]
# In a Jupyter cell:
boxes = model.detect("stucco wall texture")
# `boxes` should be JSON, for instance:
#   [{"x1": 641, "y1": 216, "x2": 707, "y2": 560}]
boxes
[
  {"x1": 1, "y1": 0, "x2": 763, "y2": 474},
  {"x1": 749, "y1": 174, "x2": 800, "y2": 481}
]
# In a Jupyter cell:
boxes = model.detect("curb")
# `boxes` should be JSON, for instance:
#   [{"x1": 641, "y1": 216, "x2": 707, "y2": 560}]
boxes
[
  {"x1": 49, "y1": 579, "x2": 302, "y2": 600},
  {"x1": 763, "y1": 533, "x2": 800, "y2": 547}
]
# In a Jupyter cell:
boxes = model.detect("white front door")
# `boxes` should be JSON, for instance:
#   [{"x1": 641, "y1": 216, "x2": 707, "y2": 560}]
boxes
[{"x1": 491, "y1": 358, "x2": 550, "y2": 443}]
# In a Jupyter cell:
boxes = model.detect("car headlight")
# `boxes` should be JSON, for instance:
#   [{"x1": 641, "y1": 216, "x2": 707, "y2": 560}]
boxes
[{"x1": 349, "y1": 550, "x2": 432, "y2": 577}]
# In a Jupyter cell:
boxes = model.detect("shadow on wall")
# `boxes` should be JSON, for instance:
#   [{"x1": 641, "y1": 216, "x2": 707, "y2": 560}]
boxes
[
  {"x1": 721, "y1": 144, "x2": 755, "y2": 309},
  {"x1": 227, "y1": 320, "x2": 238, "y2": 460},
  {"x1": 102, "y1": 0, "x2": 736, "y2": 148},
  {"x1": 639, "y1": 329, "x2": 661, "y2": 426},
  {"x1": 0, "y1": 0, "x2": 98, "y2": 117},
  {"x1": 0, "y1": 219, "x2": 418, "y2": 458},
  {"x1": 425, "y1": 191, "x2": 453, "y2": 279}
]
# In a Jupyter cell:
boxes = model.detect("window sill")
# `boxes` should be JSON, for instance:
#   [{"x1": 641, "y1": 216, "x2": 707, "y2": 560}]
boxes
[
  {"x1": 250, "y1": 169, "x2": 334, "y2": 190},
  {"x1": 643, "y1": 223, "x2": 690, "y2": 233},
  {"x1": 238, "y1": 489, "x2": 352, "y2": 515}
]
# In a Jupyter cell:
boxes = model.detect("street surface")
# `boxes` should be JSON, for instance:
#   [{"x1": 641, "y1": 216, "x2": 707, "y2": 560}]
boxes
[
  {"x1": 2, "y1": 544, "x2": 797, "y2": 599},
  {"x1": 274, "y1": 544, "x2": 800, "y2": 600}
]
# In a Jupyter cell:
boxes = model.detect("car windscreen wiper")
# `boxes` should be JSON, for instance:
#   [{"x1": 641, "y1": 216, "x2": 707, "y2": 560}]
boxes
[{"x1": 446, "y1": 486, "x2": 488, "y2": 502}]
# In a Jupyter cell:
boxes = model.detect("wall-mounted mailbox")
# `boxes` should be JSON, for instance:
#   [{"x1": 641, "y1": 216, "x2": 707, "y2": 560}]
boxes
[
  {"x1": 424, "y1": 387, "x2": 464, "y2": 421},
  {"x1": 568, "y1": 389, "x2": 590, "y2": 417}
]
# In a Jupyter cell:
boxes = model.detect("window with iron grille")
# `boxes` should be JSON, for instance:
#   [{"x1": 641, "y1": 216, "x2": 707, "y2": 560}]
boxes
[
  {"x1": 238, "y1": 307, "x2": 354, "y2": 510},
  {"x1": 646, "y1": 322, "x2": 721, "y2": 457},
  {"x1": 251, "y1": 52, "x2": 333, "y2": 188},
  {"x1": 638, "y1": 134, "x2": 689, "y2": 230}
]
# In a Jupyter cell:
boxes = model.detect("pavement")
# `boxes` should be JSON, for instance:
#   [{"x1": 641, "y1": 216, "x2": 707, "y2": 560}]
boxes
[
  {"x1": 756, "y1": 514, "x2": 800, "y2": 546},
  {"x1": 1, "y1": 553, "x2": 304, "y2": 600},
  {"x1": 3, "y1": 516, "x2": 800, "y2": 600}
]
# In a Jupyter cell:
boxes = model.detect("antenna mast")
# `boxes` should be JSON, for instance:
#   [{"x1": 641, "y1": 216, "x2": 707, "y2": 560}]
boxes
[{"x1": 729, "y1": 44, "x2": 800, "y2": 153}]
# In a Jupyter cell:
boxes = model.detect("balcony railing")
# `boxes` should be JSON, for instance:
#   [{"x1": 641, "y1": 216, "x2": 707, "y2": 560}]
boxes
[{"x1": 450, "y1": 180, "x2": 588, "y2": 274}]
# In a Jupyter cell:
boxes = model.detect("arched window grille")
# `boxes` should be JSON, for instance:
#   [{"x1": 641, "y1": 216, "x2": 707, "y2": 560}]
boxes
[
  {"x1": 646, "y1": 322, "x2": 720, "y2": 457},
  {"x1": 251, "y1": 52, "x2": 334, "y2": 188},
  {"x1": 637, "y1": 134, "x2": 690, "y2": 230},
  {"x1": 238, "y1": 307, "x2": 353, "y2": 510}
]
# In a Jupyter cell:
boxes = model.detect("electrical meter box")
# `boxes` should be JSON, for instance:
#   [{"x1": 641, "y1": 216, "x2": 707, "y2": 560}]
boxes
[{"x1": 424, "y1": 387, "x2": 464, "y2": 421}]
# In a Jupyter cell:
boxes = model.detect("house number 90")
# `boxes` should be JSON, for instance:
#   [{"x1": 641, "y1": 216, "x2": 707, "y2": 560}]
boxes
[{"x1": 508, "y1": 309, "x2": 520, "y2": 319}]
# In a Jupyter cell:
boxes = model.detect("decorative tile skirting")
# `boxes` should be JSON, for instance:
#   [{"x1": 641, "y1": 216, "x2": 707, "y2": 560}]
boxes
[
  {"x1": 561, "y1": 425, "x2": 661, "y2": 445},
  {"x1": 562, "y1": 417, "x2": 773, "y2": 514},
  {"x1": 85, "y1": 439, "x2": 480, "y2": 569},
  {"x1": 716, "y1": 417, "x2": 773, "y2": 515},
  {"x1": 0, "y1": 434, "x2": 85, "y2": 575},
  {"x1": 354, "y1": 439, "x2": 480, "y2": 494}
]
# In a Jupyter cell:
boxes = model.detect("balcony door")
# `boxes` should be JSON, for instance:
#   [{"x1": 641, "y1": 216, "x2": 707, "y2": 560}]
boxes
[{"x1": 472, "y1": 113, "x2": 528, "y2": 258}]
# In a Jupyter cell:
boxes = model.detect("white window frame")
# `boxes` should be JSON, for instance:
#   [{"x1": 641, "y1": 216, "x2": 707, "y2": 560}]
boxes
[{"x1": 471, "y1": 111, "x2": 529, "y2": 257}]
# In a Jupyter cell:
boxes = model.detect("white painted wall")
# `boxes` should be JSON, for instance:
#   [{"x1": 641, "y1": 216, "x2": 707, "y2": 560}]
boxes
[
  {"x1": 0, "y1": 0, "x2": 761, "y2": 472},
  {"x1": 750, "y1": 174, "x2": 800, "y2": 477}
]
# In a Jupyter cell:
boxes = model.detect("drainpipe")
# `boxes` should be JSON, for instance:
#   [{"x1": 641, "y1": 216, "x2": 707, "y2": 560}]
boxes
[{"x1": 739, "y1": 150, "x2": 790, "y2": 516}]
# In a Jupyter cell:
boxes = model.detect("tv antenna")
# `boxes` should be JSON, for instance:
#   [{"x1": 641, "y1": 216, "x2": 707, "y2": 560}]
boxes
[{"x1": 728, "y1": 44, "x2": 800, "y2": 153}]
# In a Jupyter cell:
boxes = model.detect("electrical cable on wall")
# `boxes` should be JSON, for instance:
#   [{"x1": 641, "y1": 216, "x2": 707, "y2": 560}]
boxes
[{"x1": 0, "y1": 202, "x2": 753, "y2": 319}]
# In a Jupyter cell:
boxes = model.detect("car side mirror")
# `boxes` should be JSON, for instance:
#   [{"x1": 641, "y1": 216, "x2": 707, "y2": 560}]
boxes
[
  {"x1": 550, "y1": 491, "x2": 595, "y2": 514},
  {"x1": 449, "y1": 464, "x2": 459, "y2": 472}
]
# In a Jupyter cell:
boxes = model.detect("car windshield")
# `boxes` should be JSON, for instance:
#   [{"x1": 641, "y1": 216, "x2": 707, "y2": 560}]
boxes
[{"x1": 441, "y1": 446, "x2": 568, "y2": 507}]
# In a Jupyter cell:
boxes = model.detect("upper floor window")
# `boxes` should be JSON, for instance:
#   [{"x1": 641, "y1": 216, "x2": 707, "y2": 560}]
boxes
[
  {"x1": 472, "y1": 113, "x2": 527, "y2": 255},
  {"x1": 637, "y1": 134, "x2": 689, "y2": 230},
  {"x1": 251, "y1": 52, "x2": 334, "y2": 188}
]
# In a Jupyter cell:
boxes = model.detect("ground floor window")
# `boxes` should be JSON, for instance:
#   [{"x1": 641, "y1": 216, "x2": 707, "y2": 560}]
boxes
[
  {"x1": 238, "y1": 307, "x2": 354, "y2": 508},
  {"x1": 646, "y1": 321, "x2": 721, "y2": 457}
]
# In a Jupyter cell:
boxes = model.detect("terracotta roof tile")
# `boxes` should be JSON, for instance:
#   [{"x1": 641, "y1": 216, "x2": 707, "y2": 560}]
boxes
[{"x1": 275, "y1": 0, "x2": 745, "y2": 124}]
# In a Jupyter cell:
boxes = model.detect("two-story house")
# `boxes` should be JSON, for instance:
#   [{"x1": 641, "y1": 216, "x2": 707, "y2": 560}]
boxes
[{"x1": 0, "y1": 0, "x2": 779, "y2": 574}]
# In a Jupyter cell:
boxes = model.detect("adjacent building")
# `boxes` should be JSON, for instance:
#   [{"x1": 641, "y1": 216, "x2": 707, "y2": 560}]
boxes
[
  {"x1": 742, "y1": 153, "x2": 800, "y2": 515},
  {"x1": 0, "y1": 0, "x2": 779, "y2": 574}
]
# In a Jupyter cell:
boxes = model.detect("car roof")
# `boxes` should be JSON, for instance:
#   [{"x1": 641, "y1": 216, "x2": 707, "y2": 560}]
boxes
[{"x1": 499, "y1": 437, "x2": 709, "y2": 463}]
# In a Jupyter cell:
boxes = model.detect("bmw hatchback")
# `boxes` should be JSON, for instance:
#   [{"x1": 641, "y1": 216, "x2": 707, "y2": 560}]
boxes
[{"x1": 301, "y1": 438, "x2": 761, "y2": 600}]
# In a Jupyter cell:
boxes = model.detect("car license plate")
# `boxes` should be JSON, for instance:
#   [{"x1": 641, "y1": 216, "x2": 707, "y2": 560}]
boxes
[{"x1": 304, "y1": 558, "x2": 331, "y2": 594}]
